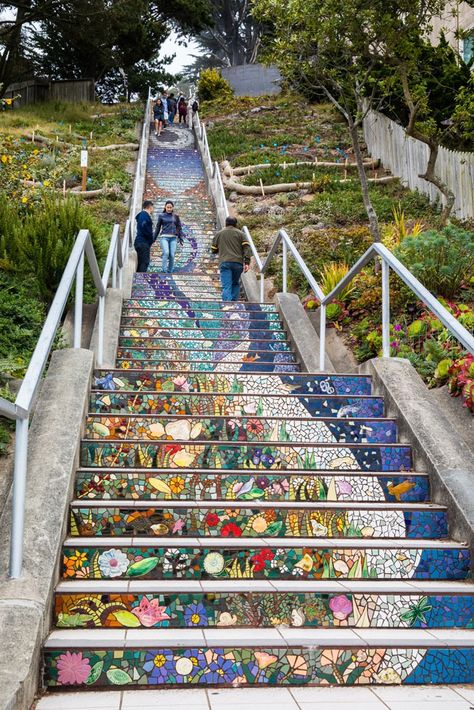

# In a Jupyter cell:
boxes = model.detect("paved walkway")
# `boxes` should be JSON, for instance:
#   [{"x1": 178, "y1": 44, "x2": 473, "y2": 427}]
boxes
[{"x1": 35, "y1": 685, "x2": 474, "y2": 709}]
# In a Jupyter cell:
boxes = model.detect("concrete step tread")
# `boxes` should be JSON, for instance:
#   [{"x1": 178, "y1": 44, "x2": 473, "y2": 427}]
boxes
[
  {"x1": 63, "y1": 536, "x2": 466, "y2": 549},
  {"x1": 92, "y1": 369, "x2": 372, "y2": 380},
  {"x1": 81, "y1": 438, "x2": 407, "y2": 449},
  {"x1": 43, "y1": 627, "x2": 474, "y2": 649},
  {"x1": 55, "y1": 578, "x2": 474, "y2": 594},
  {"x1": 70, "y1": 499, "x2": 444, "y2": 511},
  {"x1": 77, "y1": 466, "x2": 427, "y2": 476}
]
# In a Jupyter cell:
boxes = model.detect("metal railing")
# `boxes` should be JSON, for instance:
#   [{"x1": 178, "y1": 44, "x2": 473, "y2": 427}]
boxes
[
  {"x1": 0, "y1": 91, "x2": 151, "y2": 578},
  {"x1": 129, "y1": 87, "x2": 152, "y2": 242},
  {"x1": 244, "y1": 227, "x2": 474, "y2": 370},
  {"x1": 187, "y1": 104, "x2": 473, "y2": 372}
]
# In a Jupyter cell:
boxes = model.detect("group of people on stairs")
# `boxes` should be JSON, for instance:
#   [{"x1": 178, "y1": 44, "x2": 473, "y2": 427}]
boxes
[
  {"x1": 152, "y1": 94, "x2": 199, "y2": 135},
  {"x1": 135, "y1": 200, "x2": 250, "y2": 301}
]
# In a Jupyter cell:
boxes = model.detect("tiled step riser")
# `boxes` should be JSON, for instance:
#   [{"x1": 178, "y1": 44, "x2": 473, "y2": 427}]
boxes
[
  {"x1": 92, "y1": 371, "x2": 373, "y2": 396},
  {"x1": 75, "y1": 471, "x2": 430, "y2": 503},
  {"x1": 80, "y1": 441, "x2": 411, "y2": 472},
  {"x1": 61, "y1": 543, "x2": 470, "y2": 581},
  {"x1": 53, "y1": 590, "x2": 474, "y2": 629},
  {"x1": 43, "y1": 644, "x2": 474, "y2": 687},
  {"x1": 124, "y1": 300, "x2": 277, "y2": 312},
  {"x1": 121, "y1": 318, "x2": 284, "y2": 331},
  {"x1": 90, "y1": 394, "x2": 384, "y2": 420},
  {"x1": 123, "y1": 310, "x2": 281, "y2": 321},
  {"x1": 120, "y1": 328, "x2": 287, "y2": 341},
  {"x1": 85, "y1": 416, "x2": 398, "y2": 445},
  {"x1": 69, "y1": 504, "x2": 447, "y2": 539},
  {"x1": 116, "y1": 360, "x2": 300, "y2": 373},
  {"x1": 116, "y1": 349, "x2": 297, "y2": 364},
  {"x1": 118, "y1": 338, "x2": 293, "y2": 352}
]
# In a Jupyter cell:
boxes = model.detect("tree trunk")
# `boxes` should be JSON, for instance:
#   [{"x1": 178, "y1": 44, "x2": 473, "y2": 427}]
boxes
[
  {"x1": 347, "y1": 116, "x2": 381, "y2": 241},
  {"x1": 412, "y1": 134, "x2": 455, "y2": 226},
  {"x1": 0, "y1": 2, "x2": 31, "y2": 96}
]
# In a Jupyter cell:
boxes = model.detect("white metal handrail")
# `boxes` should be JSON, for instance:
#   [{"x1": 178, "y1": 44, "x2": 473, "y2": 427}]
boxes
[
  {"x1": 188, "y1": 109, "x2": 472, "y2": 366},
  {"x1": 0, "y1": 90, "x2": 152, "y2": 578},
  {"x1": 248, "y1": 226, "x2": 474, "y2": 370}
]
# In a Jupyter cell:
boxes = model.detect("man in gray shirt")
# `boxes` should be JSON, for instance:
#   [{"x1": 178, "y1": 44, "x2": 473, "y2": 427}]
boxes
[{"x1": 211, "y1": 217, "x2": 251, "y2": 301}]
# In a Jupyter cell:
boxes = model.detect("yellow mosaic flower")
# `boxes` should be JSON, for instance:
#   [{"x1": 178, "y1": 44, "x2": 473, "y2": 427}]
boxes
[{"x1": 169, "y1": 476, "x2": 185, "y2": 494}]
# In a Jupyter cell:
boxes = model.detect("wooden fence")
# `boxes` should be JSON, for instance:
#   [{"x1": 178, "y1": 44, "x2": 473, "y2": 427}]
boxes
[
  {"x1": 4, "y1": 79, "x2": 95, "y2": 108},
  {"x1": 363, "y1": 109, "x2": 474, "y2": 222}
]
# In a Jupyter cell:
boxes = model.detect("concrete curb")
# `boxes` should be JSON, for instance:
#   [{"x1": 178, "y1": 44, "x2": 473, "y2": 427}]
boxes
[
  {"x1": 275, "y1": 293, "x2": 335, "y2": 373},
  {"x1": 89, "y1": 287, "x2": 123, "y2": 369},
  {"x1": 0, "y1": 349, "x2": 94, "y2": 710},
  {"x1": 241, "y1": 270, "x2": 260, "y2": 303},
  {"x1": 360, "y1": 357, "x2": 474, "y2": 553}
]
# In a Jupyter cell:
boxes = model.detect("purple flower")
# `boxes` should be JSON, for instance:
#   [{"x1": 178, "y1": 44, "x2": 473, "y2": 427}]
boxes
[
  {"x1": 394, "y1": 324, "x2": 402, "y2": 332},
  {"x1": 260, "y1": 453, "x2": 275, "y2": 468},
  {"x1": 143, "y1": 650, "x2": 175, "y2": 683},
  {"x1": 256, "y1": 476, "x2": 270, "y2": 489},
  {"x1": 390, "y1": 341, "x2": 399, "y2": 349},
  {"x1": 203, "y1": 649, "x2": 240, "y2": 683},
  {"x1": 252, "y1": 449, "x2": 262, "y2": 465},
  {"x1": 184, "y1": 602, "x2": 208, "y2": 627}
]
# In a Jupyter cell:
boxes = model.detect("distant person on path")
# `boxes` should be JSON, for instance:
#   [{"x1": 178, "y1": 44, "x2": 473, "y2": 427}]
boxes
[
  {"x1": 191, "y1": 99, "x2": 199, "y2": 116},
  {"x1": 152, "y1": 98, "x2": 165, "y2": 136},
  {"x1": 211, "y1": 216, "x2": 251, "y2": 301},
  {"x1": 167, "y1": 93, "x2": 177, "y2": 124},
  {"x1": 162, "y1": 92, "x2": 169, "y2": 126},
  {"x1": 135, "y1": 200, "x2": 154, "y2": 272},
  {"x1": 178, "y1": 98, "x2": 188, "y2": 124},
  {"x1": 154, "y1": 200, "x2": 184, "y2": 273}
]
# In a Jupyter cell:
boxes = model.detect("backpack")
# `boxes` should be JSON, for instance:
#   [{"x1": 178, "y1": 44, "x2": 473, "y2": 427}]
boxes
[{"x1": 192, "y1": 101, "x2": 199, "y2": 112}]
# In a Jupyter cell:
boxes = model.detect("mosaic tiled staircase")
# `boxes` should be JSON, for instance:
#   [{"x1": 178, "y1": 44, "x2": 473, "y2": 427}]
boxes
[{"x1": 43, "y1": 126, "x2": 474, "y2": 690}]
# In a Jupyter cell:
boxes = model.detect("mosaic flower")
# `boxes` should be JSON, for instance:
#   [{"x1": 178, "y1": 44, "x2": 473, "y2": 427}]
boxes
[
  {"x1": 169, "y1": 476, "x2": 185, "y2": 494},
  {"x1": 246, "y1": 419, "x2": 264, "y2": 435},
  {"x1": 203, "y1": 552, "x2": 225, "y2": 575},
  {"x1": 329, "y1": 595, "x2": 353, "y2": 621},
  {"x1": 255, "y1": 651, "x2": 278, "y2": 669},
  {"x1": 172, "y1": 449, "x2": 196, "y2": 467},
  {"x1": 56, "y1": 651, "x2": 91, "y2": 685},
  {"x1": 143, "y1": 650, "x2": 175, "y2": 684},
  {"x1": 221, "y1": 523, "x2": 242, "y2": 537},
  {"x1": 173, "y1": 375, "x2": 190, "y2": 391},
  {"x1": 251, "y1": 549, "x2": 275, "y2": 572},
  {"x1": 98, "y1": 549, "x2": 130, "y2": 578},
  {"x1": 132, "y1": 597, "x2": 171, "y2": 627},
  {"x1": 251, "y1": 516, "x2": 268, "y2": 533},
  {"x1": 67, "y1": 550, "x2": 88, "y2": 570},
  {"x1": 286, "y1": 653, "x2": 309, "y2": 677},
  {"x1": 216, "y1": 612, "x2": 238, "y2": 626},
  {"x1": 256, "y1": 476, "x2": 270, "y2": 489},
  {"x1": 205, "y1": 512, "x2": 219, "y2": 527},
  {"x1": 184, "y1": 602, "x2": 208, "y2": 627},
  {"x1": 204, "y1": 650, "x2": 239, "y2": 683}
]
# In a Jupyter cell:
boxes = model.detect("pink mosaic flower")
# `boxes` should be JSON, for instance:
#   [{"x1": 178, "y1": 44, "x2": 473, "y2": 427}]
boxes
[
  {"x1": 132, "y1": 597, "x2": 171, "y2": 627},
  {"x1": 56, "y1": 651, "x2": 91, "y2": 685},
  {"x1": 173, "y1": 375, "x2": 190, "y2": 391},
  {"x1": 329, "y1": 594, "x2": 353, "y2": 621}
]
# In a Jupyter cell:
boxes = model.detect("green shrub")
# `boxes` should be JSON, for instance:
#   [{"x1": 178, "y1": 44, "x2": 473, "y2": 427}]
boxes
[
  {"x1": 0, "y1": 196, "x2": 108, "y2": 303},
  {"x1": 0, "y1": 271, "x2": 45, "y2": 362},
  {"x1": 198, "y1": 69, "x2": 233, "y2": 103},
  {"x1": 394, "y1": 225, "x2": 474, "y2": 298}
]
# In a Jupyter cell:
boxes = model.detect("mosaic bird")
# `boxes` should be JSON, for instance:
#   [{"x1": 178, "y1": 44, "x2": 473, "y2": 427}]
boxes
[{"x1": 387, "y1": 480, "x2": 416, "y2": 501}]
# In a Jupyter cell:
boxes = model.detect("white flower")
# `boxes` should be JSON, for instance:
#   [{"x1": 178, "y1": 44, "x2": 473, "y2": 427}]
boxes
[
  {"x1": 98, "y1": 548, "x2": 130, "y2": 578},
  {"x1": 203, "y1": 552, "x2": 225, "y2": 575},
  {"x1": 175, "y1": 657, "x2": 194, "y2": 676}
]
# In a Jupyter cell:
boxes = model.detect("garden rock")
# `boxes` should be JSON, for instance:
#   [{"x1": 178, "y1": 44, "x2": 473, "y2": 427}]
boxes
[{"x1": 228, "y1": 191, "x2": 239, "y2": 203}]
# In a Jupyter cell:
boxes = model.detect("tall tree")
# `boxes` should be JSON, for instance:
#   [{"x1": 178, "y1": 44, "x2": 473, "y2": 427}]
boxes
[
  {"x1": 252, "y1": 0, "x2": 455, "y2": 238},
  {"x1": 186, "y1": 0, "x2": 263, "y2": 77},
  {"x1": 0, "y1": 0, "x2": 211, "y2": 98}
]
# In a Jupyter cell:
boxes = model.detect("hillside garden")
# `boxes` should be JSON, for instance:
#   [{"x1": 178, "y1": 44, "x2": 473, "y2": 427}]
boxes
[
  {"x1": 201, "y1": 90, "x2": 474, "y2": 414},
  {"x1": 0, "y1": 98, "x2": 143, "y2": 452}
]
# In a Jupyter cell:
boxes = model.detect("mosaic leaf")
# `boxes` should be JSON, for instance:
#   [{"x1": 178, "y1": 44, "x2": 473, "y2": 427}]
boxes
[
  {"x1": 112, "y1": 610, "x2": 141, "y2": 627},
  {"x1": 86, "y1": 660, "x2": 104, "y2": 685},
  {"x1": 106, "y1": 667, "x2": 133, "y2": 685},
  {"x1": 126, "y1": 557, "x2": 159, "y2": 577}
]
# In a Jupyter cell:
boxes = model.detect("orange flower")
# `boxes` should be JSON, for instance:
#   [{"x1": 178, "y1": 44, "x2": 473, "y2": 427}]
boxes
[{"x1": 255, "y1": 651, "x2": 278, "y2": 669}]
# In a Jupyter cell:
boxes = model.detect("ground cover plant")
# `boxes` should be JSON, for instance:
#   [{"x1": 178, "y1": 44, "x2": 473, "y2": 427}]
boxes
[
  {"x1": 204, "y1": 92, "x2": 474, "y2": 413},
  {"x1": 0, "y1": 99, "x2": 142, "y2": 451}
]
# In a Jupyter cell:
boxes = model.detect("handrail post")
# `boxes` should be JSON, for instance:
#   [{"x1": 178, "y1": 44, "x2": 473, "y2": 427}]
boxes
[
  {"x1": 112, "y1": 238, "x2": 118, "y2": 289},
  {"x1": 382, "y1": 256, "x2": 390, "y2": 357},
  {"x1": 260, "y1": 274, "x2": 265, "y2": 304},
  {"x1": 319, "y1": 304, "x2": 326, "y2": 371},
  {"x1": 97, "y1": 294, "x2": 105, "y2": 366},
  {"x1": 282, "y1": 239, "x2": 288, "y2": 293},
  {"x1": 9, "y1": 417, "x2": 29, "y2": 578},
  {"x1": 73, "y1": 252, "x2": 84, "y2": 348}
]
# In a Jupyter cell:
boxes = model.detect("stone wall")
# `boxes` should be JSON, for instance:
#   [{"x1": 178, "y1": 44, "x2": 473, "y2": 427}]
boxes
[{"x1": 221, "y1": 64, "x2": 282, "y2": 97}]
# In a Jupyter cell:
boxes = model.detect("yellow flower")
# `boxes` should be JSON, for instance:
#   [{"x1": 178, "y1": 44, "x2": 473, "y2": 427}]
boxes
[
  {"x1": 169, "y1": 476, "x2": 185, "y2": 494},
  {"x1": 43, "y1": 180, "x2": 50, "y2": 187},
  {"x1": 21, "y1": 197, "x2": 28, "y2": 204},
  {"x1": 1, "y1": 155, "x2": 7, "y2": 164},
  {"x1": 4, "y1": 98, "x2": 12, "y2": 105}
]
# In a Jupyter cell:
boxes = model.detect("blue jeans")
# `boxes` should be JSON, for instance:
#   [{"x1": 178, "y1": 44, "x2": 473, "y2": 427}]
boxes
[
  {"x1": 220, "y1": 261, "x2": 243, "y2": 301},
  {"x1": 168, "y1": 111, "x2": 176, "y2": 124},
  {"x1": 135, "y1": 241, "x2": 150, "y2": 272},
  {"x1": 161, "y1": 236, "x2": 177, "y2": 272}
]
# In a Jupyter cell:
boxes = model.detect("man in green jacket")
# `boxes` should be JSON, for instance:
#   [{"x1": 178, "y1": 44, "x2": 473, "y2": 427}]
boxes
[{"x1": 211, "y1": 217, "x2": 251, "y2": 301}]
